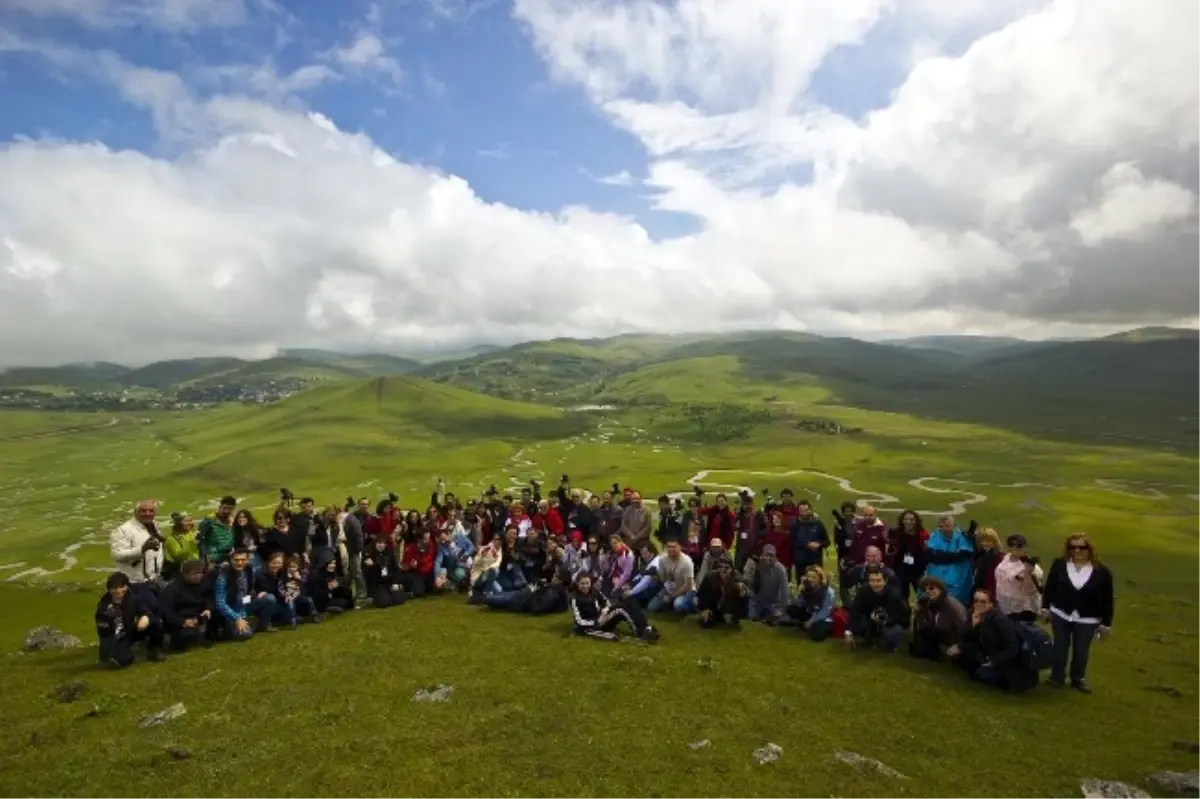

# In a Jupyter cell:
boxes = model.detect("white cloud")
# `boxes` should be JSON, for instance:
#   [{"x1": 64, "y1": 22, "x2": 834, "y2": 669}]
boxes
[
  {"x1": 324, "y1": 32, "x2": 404, "y2": 87},
  {"x1": 0, "y1": 0, "x2": 250, "y2": 30},
  {"x1": 0, "y1": 0, "x2": 1196, "y2": 367}
]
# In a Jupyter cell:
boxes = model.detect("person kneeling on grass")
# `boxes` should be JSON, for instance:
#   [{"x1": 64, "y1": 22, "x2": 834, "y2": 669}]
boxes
[
  {"x1": 96, "y1": 572, "x2": 166, "y2": 666},
  {"x1": 435, "y1": 526, "x2": 475, "y2": 592},
  {"x1": 570, "y1": 574, "x2": 660, "y2": 643},
  {"x1": 215, "y1": 548, "x2": 281, "y2": 638},
  {"x1": 158, "y1": 560, "x2": 211, "y2": 651},
  {"x1": 306, "y1": 548, "x2": 355, "y2": 615},
  {"x1": 950, "y1": 589, "x2": 1038, "y2": 693},
  {"x1": 253, "y1": 552, "x2": 301, "y2": 629},
  {"x1": 400, "y1": 530, "x2": 438, "y2": 598},
  {"x1": 696, "y1": 556, "x2": 747, "y2": 629},
  {"x1": 745, "y1": 544, "x2": 790, "y2": 625},
  {"x1": 846, "y1": 566, "x2": 910, "y2": 653},
  {"x1": 283, "y1": 555, "x2": 320, "y2": 622},
  {"x1": 782, "y1": 565, "x2": 835, "y2": 641},
  {"x1": 363, "y1": 536, "x2": 406, "y2": 609},
  {"x1": 908, "y1": 575, "x2": 968, "y2": 661},
  {"x1": 468, "y1": 537, "x2": 504, "y2": 599},
  {"x1": 485, "y1": 566, "x2": 571, "y2": 615}
]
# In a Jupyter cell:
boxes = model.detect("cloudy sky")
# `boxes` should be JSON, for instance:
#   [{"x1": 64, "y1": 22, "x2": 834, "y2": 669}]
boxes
[{"x1": 0, "y1": 0, "x2": 1196, "y2": 367}]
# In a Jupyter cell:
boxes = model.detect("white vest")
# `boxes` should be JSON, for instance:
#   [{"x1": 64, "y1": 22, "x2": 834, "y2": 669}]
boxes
[{"x1": 109, "y1": 518, "x2": 164, "y2": 583}]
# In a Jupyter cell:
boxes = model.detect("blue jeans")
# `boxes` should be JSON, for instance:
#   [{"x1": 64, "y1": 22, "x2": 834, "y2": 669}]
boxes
[
  {"x1": 485, "y1": 589, "x2": 530, "y2": 612},
  {"x1": 971, "y1": 664, "x2": 1007, "y2": 688},
  {"x1": 290, "y1": 596, "x2": 316, "y2": 619},
  {"x1": 228, "y1": 595, "x2": 277, "y2": 639},
  {"x1": 648, "y1": 590, "x2": 694, "y2": 613},
  {"x1": 472, "y1": 568, "x2": 501, "y2": 595},
  {"x1": 748, "y1": 599, "x2": 782, "y2": 620},
  {"x1": 498, "y1": 569, "x2": 527, "y2": 591}
]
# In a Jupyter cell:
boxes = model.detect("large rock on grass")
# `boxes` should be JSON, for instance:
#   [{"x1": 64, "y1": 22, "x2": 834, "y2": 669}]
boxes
[
  {"x1": 1147, "y1": 770, "x2": 1200, "y2": 797},
  {"x1": 1080, "y1": 779, "x2": 1150, "y2": 798},
  {"x1": 23, "y1": 626, "x2": 83, "y2": 652}
]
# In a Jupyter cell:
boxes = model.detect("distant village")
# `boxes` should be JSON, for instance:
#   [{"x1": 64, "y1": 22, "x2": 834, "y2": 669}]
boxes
[{"x1": 0, "y1": 377, "x2": 317, "y2": 411}]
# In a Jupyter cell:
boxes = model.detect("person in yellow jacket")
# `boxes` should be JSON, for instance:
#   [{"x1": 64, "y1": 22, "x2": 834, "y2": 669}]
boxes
[{"x1": 163, "y1": 512, "x2": 200, "y2": 580}]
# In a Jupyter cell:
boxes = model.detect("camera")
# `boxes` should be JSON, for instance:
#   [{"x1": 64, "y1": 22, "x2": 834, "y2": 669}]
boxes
[
  {"x1": 279, "y1": 487, "x2": 294, "y2": 507},
  {"x1": 388, "y1": 492, "x2": 399, "y2": 504},
  {"x1": 561, "y1": 474, "x2": 569, "y2": 483},
  {"x1": 1020, "y1": 555, "x2": 1040, "y2": 566}
]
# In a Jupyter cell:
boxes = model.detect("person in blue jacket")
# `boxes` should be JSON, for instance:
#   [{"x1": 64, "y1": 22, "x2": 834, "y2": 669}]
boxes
[{"x1": 924, "y1": 514, "x2": 976, "y2": 605}]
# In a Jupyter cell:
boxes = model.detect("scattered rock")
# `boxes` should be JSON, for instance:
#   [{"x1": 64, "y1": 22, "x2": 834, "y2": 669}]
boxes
[
  {"x1": 412, "y1": 685, "x2": 454, "y2": 703},
  {"x1": 753, "y1": 743, "x2": 783, "y2": 765},
  {"x1": 198, "y1": 669, "x2": 221, "y2": 682},
  {"x1": 55, "y1": 680, "x2": 88, "y2": 703},
  {"x1": 1146, "y1": 684, "x2": 1184, "y2": 699},
  {"x1": 688, "y1": 740, "x2": 712, "y2": 750},
  {"x1": 832, "y1": 751, "x2": 908, "y2": 780},
  {"x1": 165, "y1": 745, "x2": 192, "y2": 761},
  {"x1": 1172, "y1": 741, "x2": 1200, "y2": 754},
  {"x1": 139, "y1": 702, "x2": 187, "y2": 728},
  {"x1": 22, "y1": 626, "x2": 84, "y2": 652},
  {"x1": 1080, "y1": 779, "x2": 1150, "y2": 798},
  {"x1": 1147, "y1": 770, "x2": 1200, "y2": 796},
  {"x1": 78, "y1": 703, "x2": 102, "y2": 720},
  {"x1": 696, "y1": 657, "x2": 717, "y2": 670}
]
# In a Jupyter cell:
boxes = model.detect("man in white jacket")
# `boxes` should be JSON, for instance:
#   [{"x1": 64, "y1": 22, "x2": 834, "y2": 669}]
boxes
[{"x1": 110, "y1": 499, "x2": 166, "y2": 603}]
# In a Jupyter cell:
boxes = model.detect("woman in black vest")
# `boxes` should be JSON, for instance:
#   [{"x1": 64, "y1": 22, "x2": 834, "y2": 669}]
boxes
[{"x1": 1041, "y1": 533, "x2": 1114, "y2": 693}]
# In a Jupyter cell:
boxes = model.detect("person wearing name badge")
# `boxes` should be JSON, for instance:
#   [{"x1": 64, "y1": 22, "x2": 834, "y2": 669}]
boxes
[
  {"x1": 891, "y1": 510, "x2": 929, "y2": 600},
  {"x1": 213, "y1": 548, "x2": 278, "y2": 639}
]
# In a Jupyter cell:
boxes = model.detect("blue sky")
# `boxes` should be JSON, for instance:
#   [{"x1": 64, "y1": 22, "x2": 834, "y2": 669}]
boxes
[{"x1": 0, "y1": 0, "x2": 716, "y2": 237}]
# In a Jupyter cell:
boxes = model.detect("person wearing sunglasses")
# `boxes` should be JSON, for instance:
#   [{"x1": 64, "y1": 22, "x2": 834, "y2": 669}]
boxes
[{"x1": 1041, "y1": 534, "x2": 1114, "y2": 693}]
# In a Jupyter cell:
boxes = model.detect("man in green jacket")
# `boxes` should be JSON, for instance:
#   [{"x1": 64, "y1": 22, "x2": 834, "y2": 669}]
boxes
[{"x1": 198, "y1": 496, "x2": 237, "y2": 566}]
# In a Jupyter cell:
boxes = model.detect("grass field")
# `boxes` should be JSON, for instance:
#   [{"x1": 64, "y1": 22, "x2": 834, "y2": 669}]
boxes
[{"x1": 0, "y1": 374, "x2": 1196, "y2": 797}]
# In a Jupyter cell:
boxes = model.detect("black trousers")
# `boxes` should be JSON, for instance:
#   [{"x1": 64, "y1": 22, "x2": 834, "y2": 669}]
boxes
[
  {"x1": 163, "y1": 622, "x2": 205, "y2": 651},
  {"x1": 98, "y1": 625, "x2": 164, "y2": 667},
  {"x1": 400, "y1": 572, "x2": 435, "y2": 598},
  {"x1": 371, "y1": 585, "x2": 407, "y2": 608}
]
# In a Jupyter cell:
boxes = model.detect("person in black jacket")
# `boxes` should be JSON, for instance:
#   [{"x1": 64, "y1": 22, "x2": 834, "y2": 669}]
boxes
[
  {"x1": 253, "y1": 552, "x2": 299, "y2": 628},
  {"x1": 831, "y1": 501, "x2": 859, "y2": 605},
  {"x1": 158, "y1": 560, "x2": 211, "y2": 650},
  {"x1": 789, "y1": 501, "x2": 829, "y2": 576},
  {"x1": 696, "y1": 556, "x2": 747, "y2": 629},
  {"x1": 306, "y1": 547, "x2": 355, "y2": 614},
  {"x1": 847, "y1": 566, "x2": 910, "y2": 652},
  {"x1": 1041, "y1": 533, "x2": 1114, "y2": 693},
  {"x1": 570, "y1": 574, "x2": 659, "y2": 642},
  {"x1": 484, "y1": 566, "x2": 571, "y2": 615},
  {"x1": 891, "y1": 509, "x2": 928, "y2": 600},
  {"x1": 362, "y1": 536, "x2": 406, "y2": 608},
  {"x1": 656, "y1": 495, "x2": 683, "y2": 545},
  {"x1": 95, "y1": 572, "x2": 166, "y2": 667},
  {"x1": 953, "y1": 589, "x2": 1037, "y2": 692}
]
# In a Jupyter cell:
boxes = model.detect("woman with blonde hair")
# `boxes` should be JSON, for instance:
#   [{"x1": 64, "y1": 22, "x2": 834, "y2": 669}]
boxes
[
  {"x1": 1041, "y1": 533, "x2": 1114, "y2": 693},
  {"x1": 783, "y1": 565, "x2": 836, "y2": 641},
  {"x1": 971, "y1": 527, "x2": 1003, "y2": 599}
]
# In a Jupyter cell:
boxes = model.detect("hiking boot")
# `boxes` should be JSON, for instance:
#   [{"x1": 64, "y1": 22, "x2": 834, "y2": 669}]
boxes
[
  {"x1": 640, "y1": 627, "x2": 661, "y2": 644},
  {"x1": 326, "y1": 606, "x2": 344, "y2": 615},
  {"x1": 1045, "y1": 677, "x2": 1064, "y2": 688},
  {"x1": 147, "y1": 649, "x2": 168, "y2": 663},
  {"x1": 1071, "y1": 679, "x2": 1093, "y2": 694}
]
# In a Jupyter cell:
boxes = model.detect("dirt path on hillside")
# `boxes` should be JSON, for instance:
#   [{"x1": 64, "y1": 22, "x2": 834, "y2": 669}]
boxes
[{"x1": 0, "y1": 416, "x2": 120, "y2": 443}]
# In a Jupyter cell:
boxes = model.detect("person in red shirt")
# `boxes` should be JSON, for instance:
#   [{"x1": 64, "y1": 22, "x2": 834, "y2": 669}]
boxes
[
  {"x1": 399, "y1": 529, "x2": 437, "y2": 598},
  {"x1": 761, "y1": 509, "x2": 793, "y2": 577},
  {"x1": 696, "y1": 488, "x2": 736, "y2": 551},
  {"x1": 531, "y1": 499, "x2": 565, "y2": 540}
]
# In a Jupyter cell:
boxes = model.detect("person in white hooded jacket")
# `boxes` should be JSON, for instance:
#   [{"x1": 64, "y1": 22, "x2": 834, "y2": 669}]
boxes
[{"x1": 109, "y1": 499, "x2": 167, "y2": 615}]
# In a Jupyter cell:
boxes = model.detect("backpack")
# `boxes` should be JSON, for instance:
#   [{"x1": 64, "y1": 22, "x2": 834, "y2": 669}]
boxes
[{"x1": 1015, "y1": 621, "x2": 1053, "y2": 672}]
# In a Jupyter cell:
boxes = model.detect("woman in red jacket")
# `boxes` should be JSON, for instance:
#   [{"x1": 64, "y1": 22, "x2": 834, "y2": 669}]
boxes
[
  {"x1": 697, "y1": 490, "x2": 736, "y2": 550},
  {"x1": 400, "y1": 529, "x2": 438, "y2": 598},
  {"x1": 531, "y1": 499, "x2": 565, "y2": 540},
  {"x1": 761, "y1": 509, "x2": 794, "y2": 577}
]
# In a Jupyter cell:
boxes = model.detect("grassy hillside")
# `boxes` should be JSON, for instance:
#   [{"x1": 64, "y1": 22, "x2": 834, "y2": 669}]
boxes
[
  {"x1": 0, "y1": 362, "x2": 129, "y2": 391},
  {"x1": 0, "y1": 377, "x2": 1196, "y2": 796}
]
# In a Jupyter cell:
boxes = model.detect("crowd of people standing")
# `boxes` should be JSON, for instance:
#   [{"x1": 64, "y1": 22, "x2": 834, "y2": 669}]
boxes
[{"x1": 99, "y1": 477, "x2": 1116, "y2": 694}]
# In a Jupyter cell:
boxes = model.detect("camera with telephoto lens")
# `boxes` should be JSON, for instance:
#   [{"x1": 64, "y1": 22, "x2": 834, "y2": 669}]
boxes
[
  {"x1": 388, "y1": 492, "x2": 399, "y2": 504},
  {"x1": 1020, "y1": 555, "x2": 1040, "y2": 566}
]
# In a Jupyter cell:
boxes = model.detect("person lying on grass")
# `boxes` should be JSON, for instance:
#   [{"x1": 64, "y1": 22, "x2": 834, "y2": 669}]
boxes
[
  {"x1": 479, "y1": 565, "x2": 571, "y2": 615},
  {"x1": 569, "y1": 573, "x2": 660, "y2": 643}
]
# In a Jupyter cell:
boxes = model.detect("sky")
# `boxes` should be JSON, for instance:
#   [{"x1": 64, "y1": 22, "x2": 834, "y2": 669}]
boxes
[{"x1": 0, "y1": 0, "x2": 1196, "y2": 367}]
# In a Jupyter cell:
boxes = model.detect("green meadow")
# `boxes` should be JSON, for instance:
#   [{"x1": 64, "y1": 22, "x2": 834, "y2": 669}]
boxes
[{"x1": 0, "y1": 369, "x2": 1196, "y2": 797}]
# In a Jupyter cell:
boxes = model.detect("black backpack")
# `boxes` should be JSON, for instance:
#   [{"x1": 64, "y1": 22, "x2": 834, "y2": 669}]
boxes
[{"x1": 1015, "y1": 621, "x2": 1054, "y2": 672}]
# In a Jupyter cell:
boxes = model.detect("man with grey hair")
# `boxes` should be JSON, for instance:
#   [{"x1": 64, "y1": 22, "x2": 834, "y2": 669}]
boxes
[{"x1": 110, "y1": 498, "x2": 166, "y2": 616}]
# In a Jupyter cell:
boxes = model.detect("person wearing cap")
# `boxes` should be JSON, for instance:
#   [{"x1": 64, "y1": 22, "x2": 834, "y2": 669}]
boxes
[
  {"x1": 158, "y1": 559, "x2": 212, "y2": 650},
  {"x1": 696, "y1": 555, "x2": 746, "y2": 628},
  {"x1": 746, "y1": 544, "x2": 790, "y2": 625},
  {"x1": 909, "y1": 575, "x2": 968, "y2": 660},
  {"x1": 994, "y1": 534, "x2": 1044, "y2": 621},
  {"x1": 162, "y1": 511, "x2": 199, "y2": 582},
  {"x1": 695, "y1": 536, "x2": 729, "y2": 586}
]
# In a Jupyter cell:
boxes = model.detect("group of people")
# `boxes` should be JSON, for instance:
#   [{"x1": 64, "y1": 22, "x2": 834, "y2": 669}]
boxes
[{"x1": 98, "y1": 477, "x2": 1116, "y2": 693}]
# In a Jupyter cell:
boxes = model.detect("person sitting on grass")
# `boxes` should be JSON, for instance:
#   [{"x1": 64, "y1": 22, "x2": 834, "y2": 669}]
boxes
[
  {"x1": 253, "y1": 551, "x2": 301, "y2": 629},
  {"x1": 468, "y1": 536, "x2": 504, "y2": 598},
  {"x1": 518, "y1": 530, "x2": 547, "y2": 586},
  {"x1": 952, "y1": 589, "x2": 1038, "y2": 692},
  {"x1": 158, "y1": 559, "x2": 211, "y2": 651},
  {"x1": 696, "y1": 556, "x2": 747, "y2": 629},
  {"x1": 484, "y1": 565, "x2": 571, "y2": 615},
  {"x1": 570, "y1": 574, "x2": 660, "y2": 643},
  {"x1": 647, "y1": 539, "x2": 696, "y2": 613},
  {"x1": 576, "y1": 534, "x2": 604, "y2": 579},
  {"x1": 162, "y1": 512, "x2": 199, "y2": 581},
  {"x1": 435, "y1": 525, "x2": 475, "y2": 592},
  {"x1": 602, "y1": 533, "x2": 635, "y2": 595},
  {"x1": 306, "y1": 548, "x2": 355, "y2": 615},
  {"x1": 283, "y1": 555, "x2": 319, "y2": 622},
  {"x1": 96, "y1": 571, "x2": 166, "y2": 666},
  {"x1": 363, "y1": 535, "x2": 406, "y2": 609},
  {"x1": 846, "y1": 566, "x2": 910, "y2": 653},
  {"x1": 215, "y1": 547, "x2": 280, "y2": 637},
  {"x1": 846, "y1": 545, "x2": 898, "y2": 597},
  {"x1": 783, "y1": 565, "x2": 835, "y2": 641},
  {"x1": 695, "y1": 537, "x2": 728, "y2": 587},
  {"x1": 746, "y1": 544, "x2": 790, "y2": 625},
  {"x1": 399, "y1": 529, "x2": 438, "y2": 598},
  {"x1": 908, "y1": 575, "x2": 968, "y2": 661}
]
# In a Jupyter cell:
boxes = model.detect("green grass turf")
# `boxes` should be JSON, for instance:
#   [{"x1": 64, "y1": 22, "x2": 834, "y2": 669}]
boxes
[{"x1": 0, "y1": 377, "x2": 1196, "y2": 797}]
